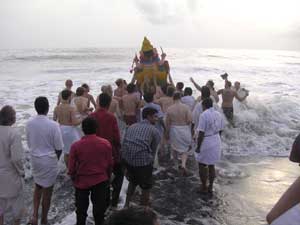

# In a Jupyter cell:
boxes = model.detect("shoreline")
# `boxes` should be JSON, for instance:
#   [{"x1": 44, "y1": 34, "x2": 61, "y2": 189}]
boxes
[{"x1": 17, "y1": 155, "x2": 298, "y2": 225}]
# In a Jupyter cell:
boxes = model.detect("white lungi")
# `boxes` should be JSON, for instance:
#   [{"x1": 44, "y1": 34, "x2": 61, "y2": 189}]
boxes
[
  {"x1": 60, "y1": 125, "x2": 80, "y2": 154},
  {"x1": 31, "y1": 155, "x2": 58, "y2": 188},
  {"x1": 169, "y1": 125, "x2": 192, "y2": 153},
  {"x1": 195, "y1": 134, "x2": 221, "y2": 165},
  {"x1": 195, "y1": 107, "x2": 224, "y2": 165}
]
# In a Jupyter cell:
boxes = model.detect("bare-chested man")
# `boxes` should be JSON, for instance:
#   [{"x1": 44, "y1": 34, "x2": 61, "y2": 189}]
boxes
[
  {"x1": 166, "y1": 92, "x2": 192, "y2": 175},
  {"x1": 72, "y1": 87, "x2": 93, "y2": 120},
  {"x1": 217, "y1": 81, "x2": 248, "y2": 122},
  {"x1": 57, "y1": 79, "x2": 75, "y2": 106},
  {"x1": 54, "y1": 90, "x2": 81, "y2": 167},
  {"x1": 81, "y1": 83, "x2": 97, "y2": 109},
  {"x1": 221, "y1": 73, "x2": 249, "y2": 101},
  {"x1": 156, "y1": 85, "x2": 175, "y2": 113},
  {"x1": 114, "y1": 79, "x2": 128, "y2": 98},
  {"x1": 100, "y1": 85, "x2": 121, "y2": 118},
  {"x1": 120, "y1": 83, "x2": 141, "y2": 126}
]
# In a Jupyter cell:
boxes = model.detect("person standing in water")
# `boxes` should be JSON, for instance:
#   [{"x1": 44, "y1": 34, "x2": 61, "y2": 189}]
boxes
[
  {"x1": 54, "y1": 89, "x2": 81, "y2": 167},
  {"x1": 57, "y1": 79, "x2": 75, "y2": 106},
  {"x1": 217, "y1": 80, "x2": 248, "y2": 123},
  {"x1": 165, "y1": 92, "x2": 192, "y2": 175},
  {"x1": 26, "y1": 97, "x2": 64, "y2": 225},
  {"x1": 0, "y1": 106, "x2": 25, "y2": 225},
  {"x1": 195, "y1": 98, "x2": 224, "y2": 195}
]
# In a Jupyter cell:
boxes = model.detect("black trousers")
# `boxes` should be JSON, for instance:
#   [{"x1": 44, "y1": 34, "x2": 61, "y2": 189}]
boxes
[
  {"x1": 110, "y1": 163, "x2": 124, "y2": 207},
  {"x1": 75, "y1": 181, "x2": 109, "y2": 225}
]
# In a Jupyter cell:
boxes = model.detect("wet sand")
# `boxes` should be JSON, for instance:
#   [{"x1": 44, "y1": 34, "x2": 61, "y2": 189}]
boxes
[{"x1": 16, "y1": 156, "x2": 298, "y2": 225}]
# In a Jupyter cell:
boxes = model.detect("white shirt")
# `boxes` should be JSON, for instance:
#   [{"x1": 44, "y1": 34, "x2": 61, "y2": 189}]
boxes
[
  {"x1": 181, "y1": 96, "x2": 196, "y2": 112},
  {"x1": 26, "y1": 115, "x2": 64, "y2": 157},
  {"x1": 197, "y1": 108, "x2": 224, "y2": 136}
]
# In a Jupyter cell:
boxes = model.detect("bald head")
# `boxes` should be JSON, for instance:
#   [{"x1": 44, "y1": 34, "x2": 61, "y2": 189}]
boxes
[{"x1": 0, "y1": 105, "x2": 16, "y2": 126}]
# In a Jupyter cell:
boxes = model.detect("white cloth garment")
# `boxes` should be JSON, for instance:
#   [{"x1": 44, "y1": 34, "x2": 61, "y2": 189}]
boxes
[
  {"x1": 271, "y1": 204, "x2": 300, "y2": 225},
  {"x1": 192, "y1": 97, "x2": 220, "y2": 128},
  {"x1": 26, "y1": 115, "x2": 64, "y2": 157},
  {"x1": 181, "y1": 96, "x2": 196, "y2": 112},
  {"x1": 31, "y1": 155, "x2": 58, "y2": 187},
  {"x1": 195, "y1": 108, "x2": 224, "y2": 165},
  {"x1": 60, "y1": 125, "x2": 80, "y2": 154},
  {"x1": 0, "y1": 126, "x2": 24, "y2": 199},
  {"x1": 169, "y1": 125, "x2": 192, "y2": 153},
  {"x1": 26, "y1": 115, "x2": 64, "y2": 187}
]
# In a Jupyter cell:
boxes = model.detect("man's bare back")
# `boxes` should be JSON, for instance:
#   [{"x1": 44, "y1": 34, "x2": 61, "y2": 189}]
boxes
[
  {"x1": 54, "y1": 103, "x2": 80, "y2": 126},
  {"x1": 121, "y1": 93, "x2": 140, "y2": 116}
]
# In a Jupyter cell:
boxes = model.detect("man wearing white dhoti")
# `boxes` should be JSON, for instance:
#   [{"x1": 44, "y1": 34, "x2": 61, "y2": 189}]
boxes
[
  {"x1": 26, "y1": 97, "x2": 64, "y2": 225},
  {"x1": 54, "y1": 89, "x2": 81, "y2": 167},
  {"x1": 195, "y1": 98, "x2": 224, "y2": 195},
  {"x1": 0, "y1": 106, "x2": 25, "y2": 225},
  {"x1": 166, "y1": 92, "x2": 192, "y2": 175}
]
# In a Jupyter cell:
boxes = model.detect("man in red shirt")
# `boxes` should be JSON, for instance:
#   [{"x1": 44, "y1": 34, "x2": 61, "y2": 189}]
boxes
[
  {"x1": 68, "y1": 117, "x2": 113, "y2": 225},
  {"x1": 90, "y1": 93, "x2": 123, "y2": 208}
]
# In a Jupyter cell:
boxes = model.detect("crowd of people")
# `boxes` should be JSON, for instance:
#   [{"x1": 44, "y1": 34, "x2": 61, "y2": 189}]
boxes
[{"x1": 0, "y1": 73, "x2": 250, "y2": 225}]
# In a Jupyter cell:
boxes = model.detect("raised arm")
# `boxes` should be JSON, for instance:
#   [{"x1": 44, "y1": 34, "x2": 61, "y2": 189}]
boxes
[{"x1": 190, "y1": 77, "x2": 202, "y2": 92}]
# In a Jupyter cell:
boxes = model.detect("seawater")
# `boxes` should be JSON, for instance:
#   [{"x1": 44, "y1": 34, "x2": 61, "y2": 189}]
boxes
[
  {"x1": 1, "y1": 48, "x2": 300, "y2": 224},
  {"x1": 1, "y1": 48, "x2": 300, "y2": 157}
]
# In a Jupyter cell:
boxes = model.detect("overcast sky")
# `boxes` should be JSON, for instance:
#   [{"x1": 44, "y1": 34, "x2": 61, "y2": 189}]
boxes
[{"x1": 0, "y1": 0, "x2": 299, "y2": 50}]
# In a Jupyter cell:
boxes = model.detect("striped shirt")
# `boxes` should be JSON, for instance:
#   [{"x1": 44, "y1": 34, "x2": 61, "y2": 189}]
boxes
[{"x1": 121, "y1": 120, "x2": 161, "y2": 167}]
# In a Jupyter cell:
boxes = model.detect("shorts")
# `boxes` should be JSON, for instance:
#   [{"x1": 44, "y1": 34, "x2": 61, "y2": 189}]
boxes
[
  {"x1": 222, "y1": 107, "x2": 233, "y2": 121},
  {"x1": 0, "y1": 193, "x2": 24, "y2": 219},
  {"x1": 125, "y1": 163, "x2": 153, "y2": 190}
]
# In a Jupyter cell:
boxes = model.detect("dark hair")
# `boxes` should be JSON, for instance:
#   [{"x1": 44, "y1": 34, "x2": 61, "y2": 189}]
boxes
[
  {"x1": 201, "y1": 86, "x2": 210, "y2": 100},
  {"x1": 106, "y1": 207, "x2": 158, "y2": 225},
  {"x1": 173, "y1": 92, "x2": 181, "y2": 101},
  {"x1": 127, "y1": 83, "x2": 136, "y2": 94},
  {"x1": 0, "y1": 105, "x2": 16, "y2": 126},
  {"x1": 61, "y1": 89, "x2": 72, "y2": 100},
  {"x1": 226, "y1": 81, "x2": 232, "y2": 87},
  {"x1": 34, "y1": 96, "x2": 49, "y2": 115},
  {"x1": 81, "y1": 83, "x2": 89, "y2": 90},
  {"x1": 161, "y1": 84, "x2": 168, "y2": 95},
  {"x1": 143, "y1": 92, "x2": 154, "y2": 103},
  {"x1": 207, "y1": 80, "x2": 214, "y2": 88},
  {"x1": 142, "y1": 107, "x2": 158, "y2": 120},
  {"x1": 115, "y1": 79, "x2": 123, "y2": 87},
  {"x1": 184, "y1": 87, "x2": 193, "y2": 96},
  {"x1": 202, "y1": 98, "x2": 213, "y2": 109},
  {"x1": 76, "y1": 87, "x2": 85, "y2": 96},
  {"x1": 98, "y1": 93, "x2": 112, "y2": 108},
  {"x1": 166, "y1": 86, "x2": 175, "y2": 97},
  {"x1": 176, "y1": 82, "x2": 184, "y2": 91},
  {"x1": 82, "y1": 117, "x2": 98, "y2": 135}
]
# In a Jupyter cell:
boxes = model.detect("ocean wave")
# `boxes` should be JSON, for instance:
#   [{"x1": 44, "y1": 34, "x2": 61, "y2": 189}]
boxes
[
  {"x1": 285, "y1": 62, "x2": 300, "y2": 66},
  {"x1": 221, "y1": 97, "x2": 300, "y2": 156},
  {"x1": 3, "y1": 53, "x2": 128, "y2": 62},
  {"x1": 205, "y1": 54, "x2": 230, "y2": 59}
]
